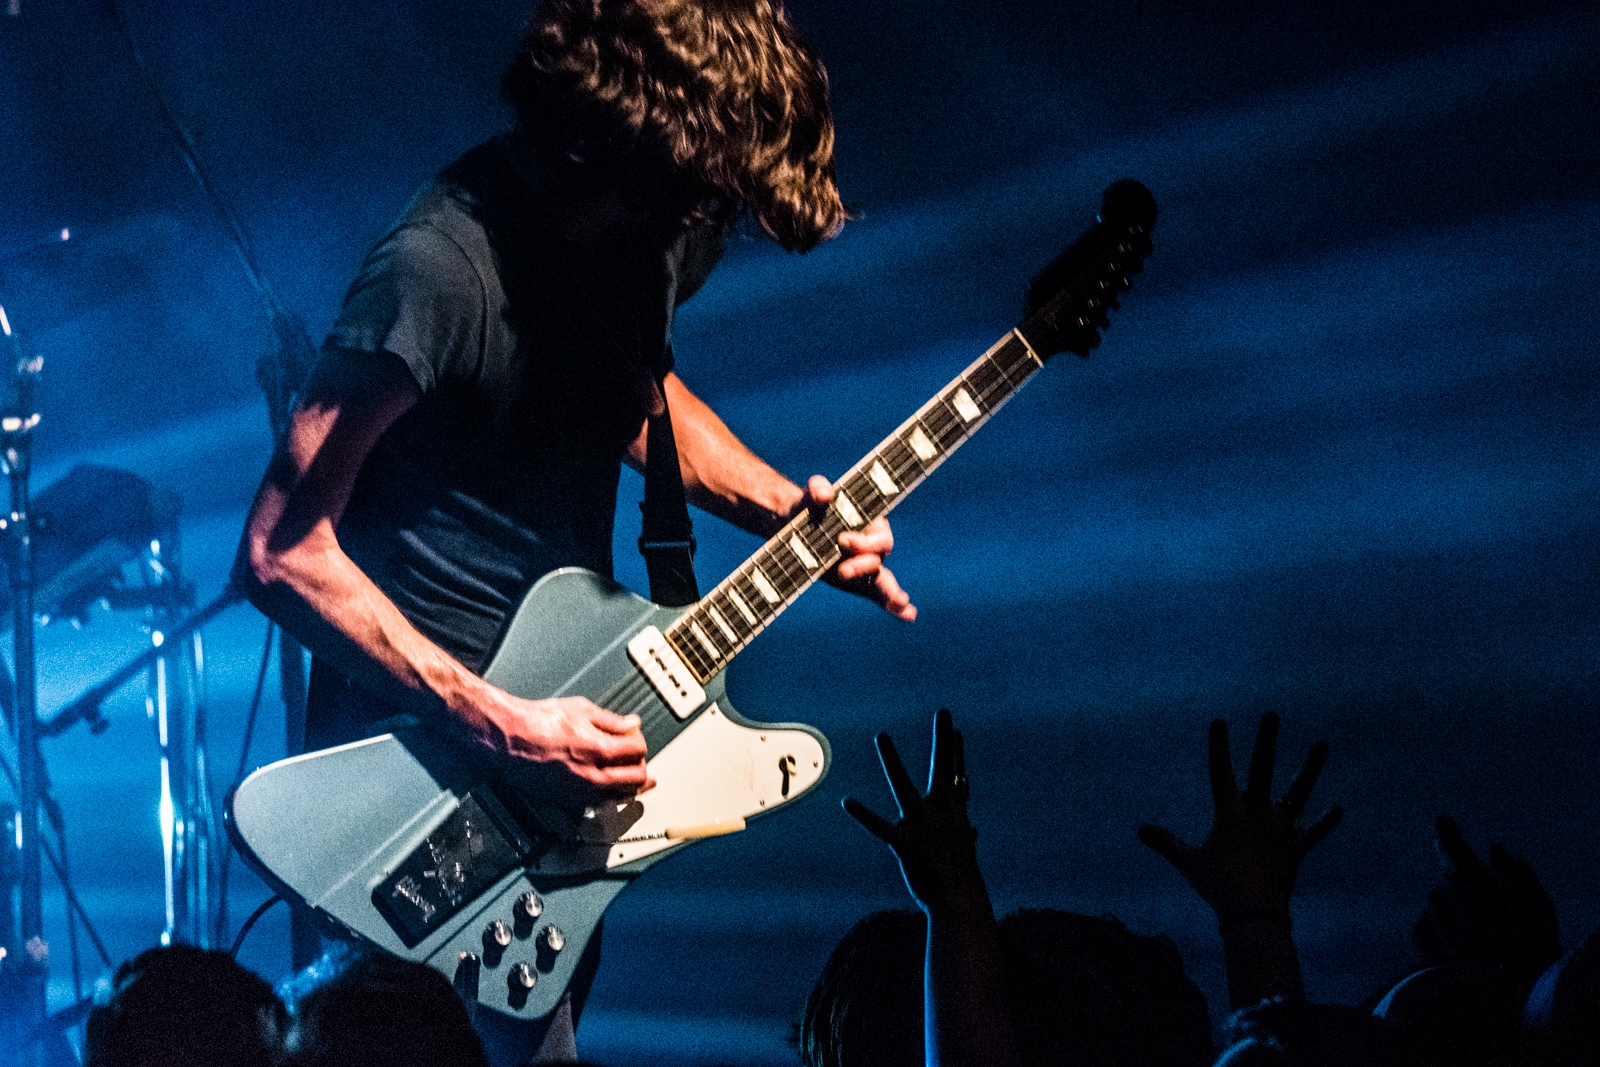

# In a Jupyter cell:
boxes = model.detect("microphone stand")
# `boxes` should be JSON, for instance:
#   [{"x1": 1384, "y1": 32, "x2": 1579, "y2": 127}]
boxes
[{"x1": 2, "y1": 335, "x2": 47, "y2": 1046}]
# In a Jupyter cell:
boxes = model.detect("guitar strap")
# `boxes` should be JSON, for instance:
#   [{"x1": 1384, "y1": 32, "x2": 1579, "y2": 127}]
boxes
[{"x1": 638, "y1": 361, "x2": 700, "y2": 607}]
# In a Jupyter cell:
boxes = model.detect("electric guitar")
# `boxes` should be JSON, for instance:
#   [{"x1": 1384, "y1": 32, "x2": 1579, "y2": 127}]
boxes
[{"x1": 225, "y1": 179, "x2": 1157, "y2": 1022}]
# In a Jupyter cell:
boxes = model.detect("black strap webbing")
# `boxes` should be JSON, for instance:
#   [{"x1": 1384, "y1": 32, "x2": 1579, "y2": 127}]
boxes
[{"x1": 638, "y1": 378, "x2": 699, "y2": 607}]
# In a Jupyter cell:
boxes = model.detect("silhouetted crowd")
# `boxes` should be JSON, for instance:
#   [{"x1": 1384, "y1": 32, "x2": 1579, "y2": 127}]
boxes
[{"x1": 76, "y1": 712, "x2": 1600, "y2": 1067}]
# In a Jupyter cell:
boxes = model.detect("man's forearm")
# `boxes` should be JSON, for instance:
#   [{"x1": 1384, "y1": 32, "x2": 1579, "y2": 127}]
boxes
[
  {"x1": 237, "y1": 494, "x2": 507, "y2": 744},
  {"x1": 659, "y1": 374, "x2": 805, "y2": 537}
]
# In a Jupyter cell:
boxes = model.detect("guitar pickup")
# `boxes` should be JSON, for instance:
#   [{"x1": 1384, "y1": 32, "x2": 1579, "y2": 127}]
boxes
[{"x1": 627, "y1": 625, "x2": 705, "y2": 720}]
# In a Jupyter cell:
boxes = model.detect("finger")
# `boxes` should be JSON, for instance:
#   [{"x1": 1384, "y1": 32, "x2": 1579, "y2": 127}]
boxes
[
  {"x1": 930, "y1": 708, "x2": 955, "y2": 794},
  {"x1": 1208, "y1": 719, "x2": 1237, "y2": 810},
  {"x1": 581, "y1": 724, "x2": 650, "y2": 763},
  {"x1": 1137, "y1": 824, "x2": 1199, "y2": 874},
  {"x1": 872, "y1": 564, "x2": 916, "y2": 621},
  {"x1": 1281, "y1": 740, "x2": 1329, "y2": 819},
  {"x1": 1303, "y1": 804, "x2": 1343, "y2": 848},
  {"x1": 805, "y1": 474, "x2": 835, "y2": 506},
  {"x1": 842, "y1": 796, "x2": 899, "y2": 844},
  {"x1": 590, "y1": 708, "x2": 645, "y2": 736},
  {"x1": 1244, "y1": 712, "x2": 1280, "y2": 807},
  {"x1": 833, "y1": 552, "x2": 883, "y2": 582},
  {"x1": 875, "y1": 733, "x2": 922, "y2": 818},
  {"x1": 841, "y1": 518, "x2": 894, "y2": 558},
  {"x1": 580, "y1": 760, "x2": 649, "y2": 788},
  {"x1": 1434, "y1": 815, "x2": 1488, "y2": 878}
]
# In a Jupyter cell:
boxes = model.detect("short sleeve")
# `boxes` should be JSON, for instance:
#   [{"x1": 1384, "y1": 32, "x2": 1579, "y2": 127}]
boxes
[{"x1": 324, "y1": 222, "x2": 486, "y2": 394}]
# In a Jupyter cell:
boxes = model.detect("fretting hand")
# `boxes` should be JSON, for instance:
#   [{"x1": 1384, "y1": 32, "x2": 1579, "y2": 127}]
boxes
[{"x1": 802, "y1": 475, "x2": 917, "y2": 622}]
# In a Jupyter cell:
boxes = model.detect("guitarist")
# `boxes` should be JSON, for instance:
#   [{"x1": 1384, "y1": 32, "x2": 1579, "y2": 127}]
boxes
[{"x1": 235, "y1": 0, "x2": 914, "y2": 1059}]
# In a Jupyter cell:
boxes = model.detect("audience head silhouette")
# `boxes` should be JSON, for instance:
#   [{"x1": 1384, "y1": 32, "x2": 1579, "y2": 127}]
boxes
[
  {"x1": 83, "y1": 944, "x2": 286, "y2": 1067},
  {"x1": 285, "y1": 950, "x2": 488, "y2": 1067},
  {"x1": 1000, "y1": 908, "x2": 1213, "y2": 1067}
]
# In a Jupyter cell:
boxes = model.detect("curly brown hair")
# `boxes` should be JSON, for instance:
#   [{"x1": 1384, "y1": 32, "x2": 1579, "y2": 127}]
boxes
[{"x1": 502, "y1": 0, "x2": 847, "y2": 252}]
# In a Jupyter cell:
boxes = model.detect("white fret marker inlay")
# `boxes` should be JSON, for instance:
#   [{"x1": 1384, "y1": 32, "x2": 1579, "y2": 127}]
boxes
[
  {"x1": 690, "y1": 620, "x2": 719, "y2": 659},
  {"x1": 952, "y1": 387, "x2": 981, "y2": 423},
  {"x1": 834, "y1": 490, "x2": 863, "y2": 528},
  {"x1": 751, "y1": 568, "x2": 780, "y2": 604},
  {"x1": 909, "y1": 426, "x2": 937, "y2": 461},
  {"x1": 708, "y1": 606, "x2": 738, "y2": 645},
  {"x1": 869, "y1": 460, "x2": 898, "y2": 496},
  {"x1": 727, "y1": 588, "x2": 757, "y2": 624},
  {"x1": 788, "y1": 533, "x2": 818, "y2": 570}
]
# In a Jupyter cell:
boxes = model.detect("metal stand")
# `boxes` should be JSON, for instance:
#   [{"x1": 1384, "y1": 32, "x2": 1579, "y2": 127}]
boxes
[
  {"x1": 140, "y1": 533, "x2": 217, "y2": 948},
  {"x1": 2, "y1": 347, "x2": 47, "y2": 1059}
]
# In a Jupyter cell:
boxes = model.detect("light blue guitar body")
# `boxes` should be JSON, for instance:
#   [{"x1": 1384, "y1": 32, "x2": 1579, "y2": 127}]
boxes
[{"x1": 227, "y1": 568, "x2": 830, "y2": 1024}]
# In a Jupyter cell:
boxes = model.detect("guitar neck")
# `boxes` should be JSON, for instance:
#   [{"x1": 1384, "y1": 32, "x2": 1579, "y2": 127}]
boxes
[{"x1": 664, "y1": 327, "x2": 1045, "y2": 683}]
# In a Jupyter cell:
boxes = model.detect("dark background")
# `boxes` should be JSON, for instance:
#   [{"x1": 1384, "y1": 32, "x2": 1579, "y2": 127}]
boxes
[{"x1": 1, "y1": 1, "x2": 1597, "y2": 1061}]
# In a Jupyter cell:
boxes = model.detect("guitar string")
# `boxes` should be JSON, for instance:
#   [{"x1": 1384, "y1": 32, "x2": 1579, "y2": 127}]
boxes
[{"x1": 666, "y1": 334, "x2": 1040, "y2": 677}]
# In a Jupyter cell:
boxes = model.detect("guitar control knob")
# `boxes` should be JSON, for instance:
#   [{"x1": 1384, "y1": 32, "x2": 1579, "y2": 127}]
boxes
[
  {"x1": 509, "y1": 962, "x2": 537, "y2": 991},
  {"x1": 539, "y1": 925, "x2": 565, "y2": 954},
  {"x1": 516, "y1": 890, "x2": 544, "y2": 922},
  {"x1": 483, "y1": 920, "x2": 512, "y2": 965}
]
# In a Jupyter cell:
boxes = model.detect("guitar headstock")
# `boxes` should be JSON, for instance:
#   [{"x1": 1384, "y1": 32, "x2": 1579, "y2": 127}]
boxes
[{"x1": 1021, "y1": 179, "x2": 1157, "y2": 360}]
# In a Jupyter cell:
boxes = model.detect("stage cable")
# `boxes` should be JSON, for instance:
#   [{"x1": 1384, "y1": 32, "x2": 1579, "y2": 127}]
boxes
[
  {"x1": 229, "y1": 893, "x2": 283, "y2": 959},
  {"x1": 105, "y1": 0, "x2": 316, "y2": 439},
  {"x1": 212, "y1": 617, "x2": 275, "y2": 947}
]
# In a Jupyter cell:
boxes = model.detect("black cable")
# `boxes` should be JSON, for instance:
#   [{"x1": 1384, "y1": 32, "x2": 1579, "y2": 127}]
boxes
[
  {"x1": 229, "y1": 893, "x2": 283, "y2": 959},
  {"x1": 105, "y1": 0, "x2": 282, "y2": 315},
  {"x1": 213, "y1": 617, "x2": 275, "y2": 946}
]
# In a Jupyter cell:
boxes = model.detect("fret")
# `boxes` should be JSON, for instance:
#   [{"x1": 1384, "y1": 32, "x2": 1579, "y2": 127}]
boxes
[
  {"x1": 706, "y1": 603, "x2": 737, "y2": 644},
  {"x1": 965, "y1": 354, "x2": 1006, "y2": 408},
  {"x1": 688, "y1": 618, "x2": 722, "y2": 662},
  {"x1": 843, "y1": 468, "x2": 883, "y2": 516},
  {"x1": 923, "y1": 401, "x2": 965, "y2": 451},
  {"x1": 666, "y1": 626, "x2": 711, "y2": 680},
  {"x1": 833, "y1": 489, "x2": 864, "y2": 528},
  {"x1": 662, "y1": 321, "x2": 1052, "y2": 686},
  {"x1": 868, "y1": 459, "x2": 899, "y2": 497},
  {"x1": 997, "y1": 333, "x2": 1039, "y2": 381},
  {"x1": 1009, "y1": 328, "x2": 1044, "y2": 371},
  {"x1": 726, "y1": 586, "x2": 758, "y2": 625},
  {"x1": 880, "y1": 437, "x2": 920, "y2": 485},
  {"x1": 748, "y1": 565, "x2": 781, "y2": 605},
  {"x1": 787, "y1": 531, "x2": 819, "y2": 571}
]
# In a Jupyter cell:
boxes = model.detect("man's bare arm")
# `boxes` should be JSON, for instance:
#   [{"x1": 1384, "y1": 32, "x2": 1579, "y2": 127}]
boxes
[
  {"x1": 235, "y1": 353, "x2": 648, "y2": 790},
  {"x1": 628, "y1": 373, "x2": 916, "y2": 620}
]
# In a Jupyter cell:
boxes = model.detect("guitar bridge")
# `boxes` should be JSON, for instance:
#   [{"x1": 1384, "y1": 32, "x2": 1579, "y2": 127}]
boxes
[{"x1": 626, "y1": 625, "x2": 705, "y2": 720}]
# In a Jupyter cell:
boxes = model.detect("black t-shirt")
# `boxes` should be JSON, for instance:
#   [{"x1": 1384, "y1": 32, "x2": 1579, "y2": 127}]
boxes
[{"x1": 323, "y1": 139, "x2": 724, "y2": 676}]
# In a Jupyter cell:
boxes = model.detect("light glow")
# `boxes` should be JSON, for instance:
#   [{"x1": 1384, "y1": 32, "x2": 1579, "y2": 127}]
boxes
[{"x1": 0, "y1": 306, "x2": 10, "y2": 336}]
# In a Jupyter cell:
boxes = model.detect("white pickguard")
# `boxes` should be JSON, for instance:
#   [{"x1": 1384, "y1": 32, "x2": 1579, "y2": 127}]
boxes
[{"x1": 605, "y1": 704, "x2": 826, "y2": 867}]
